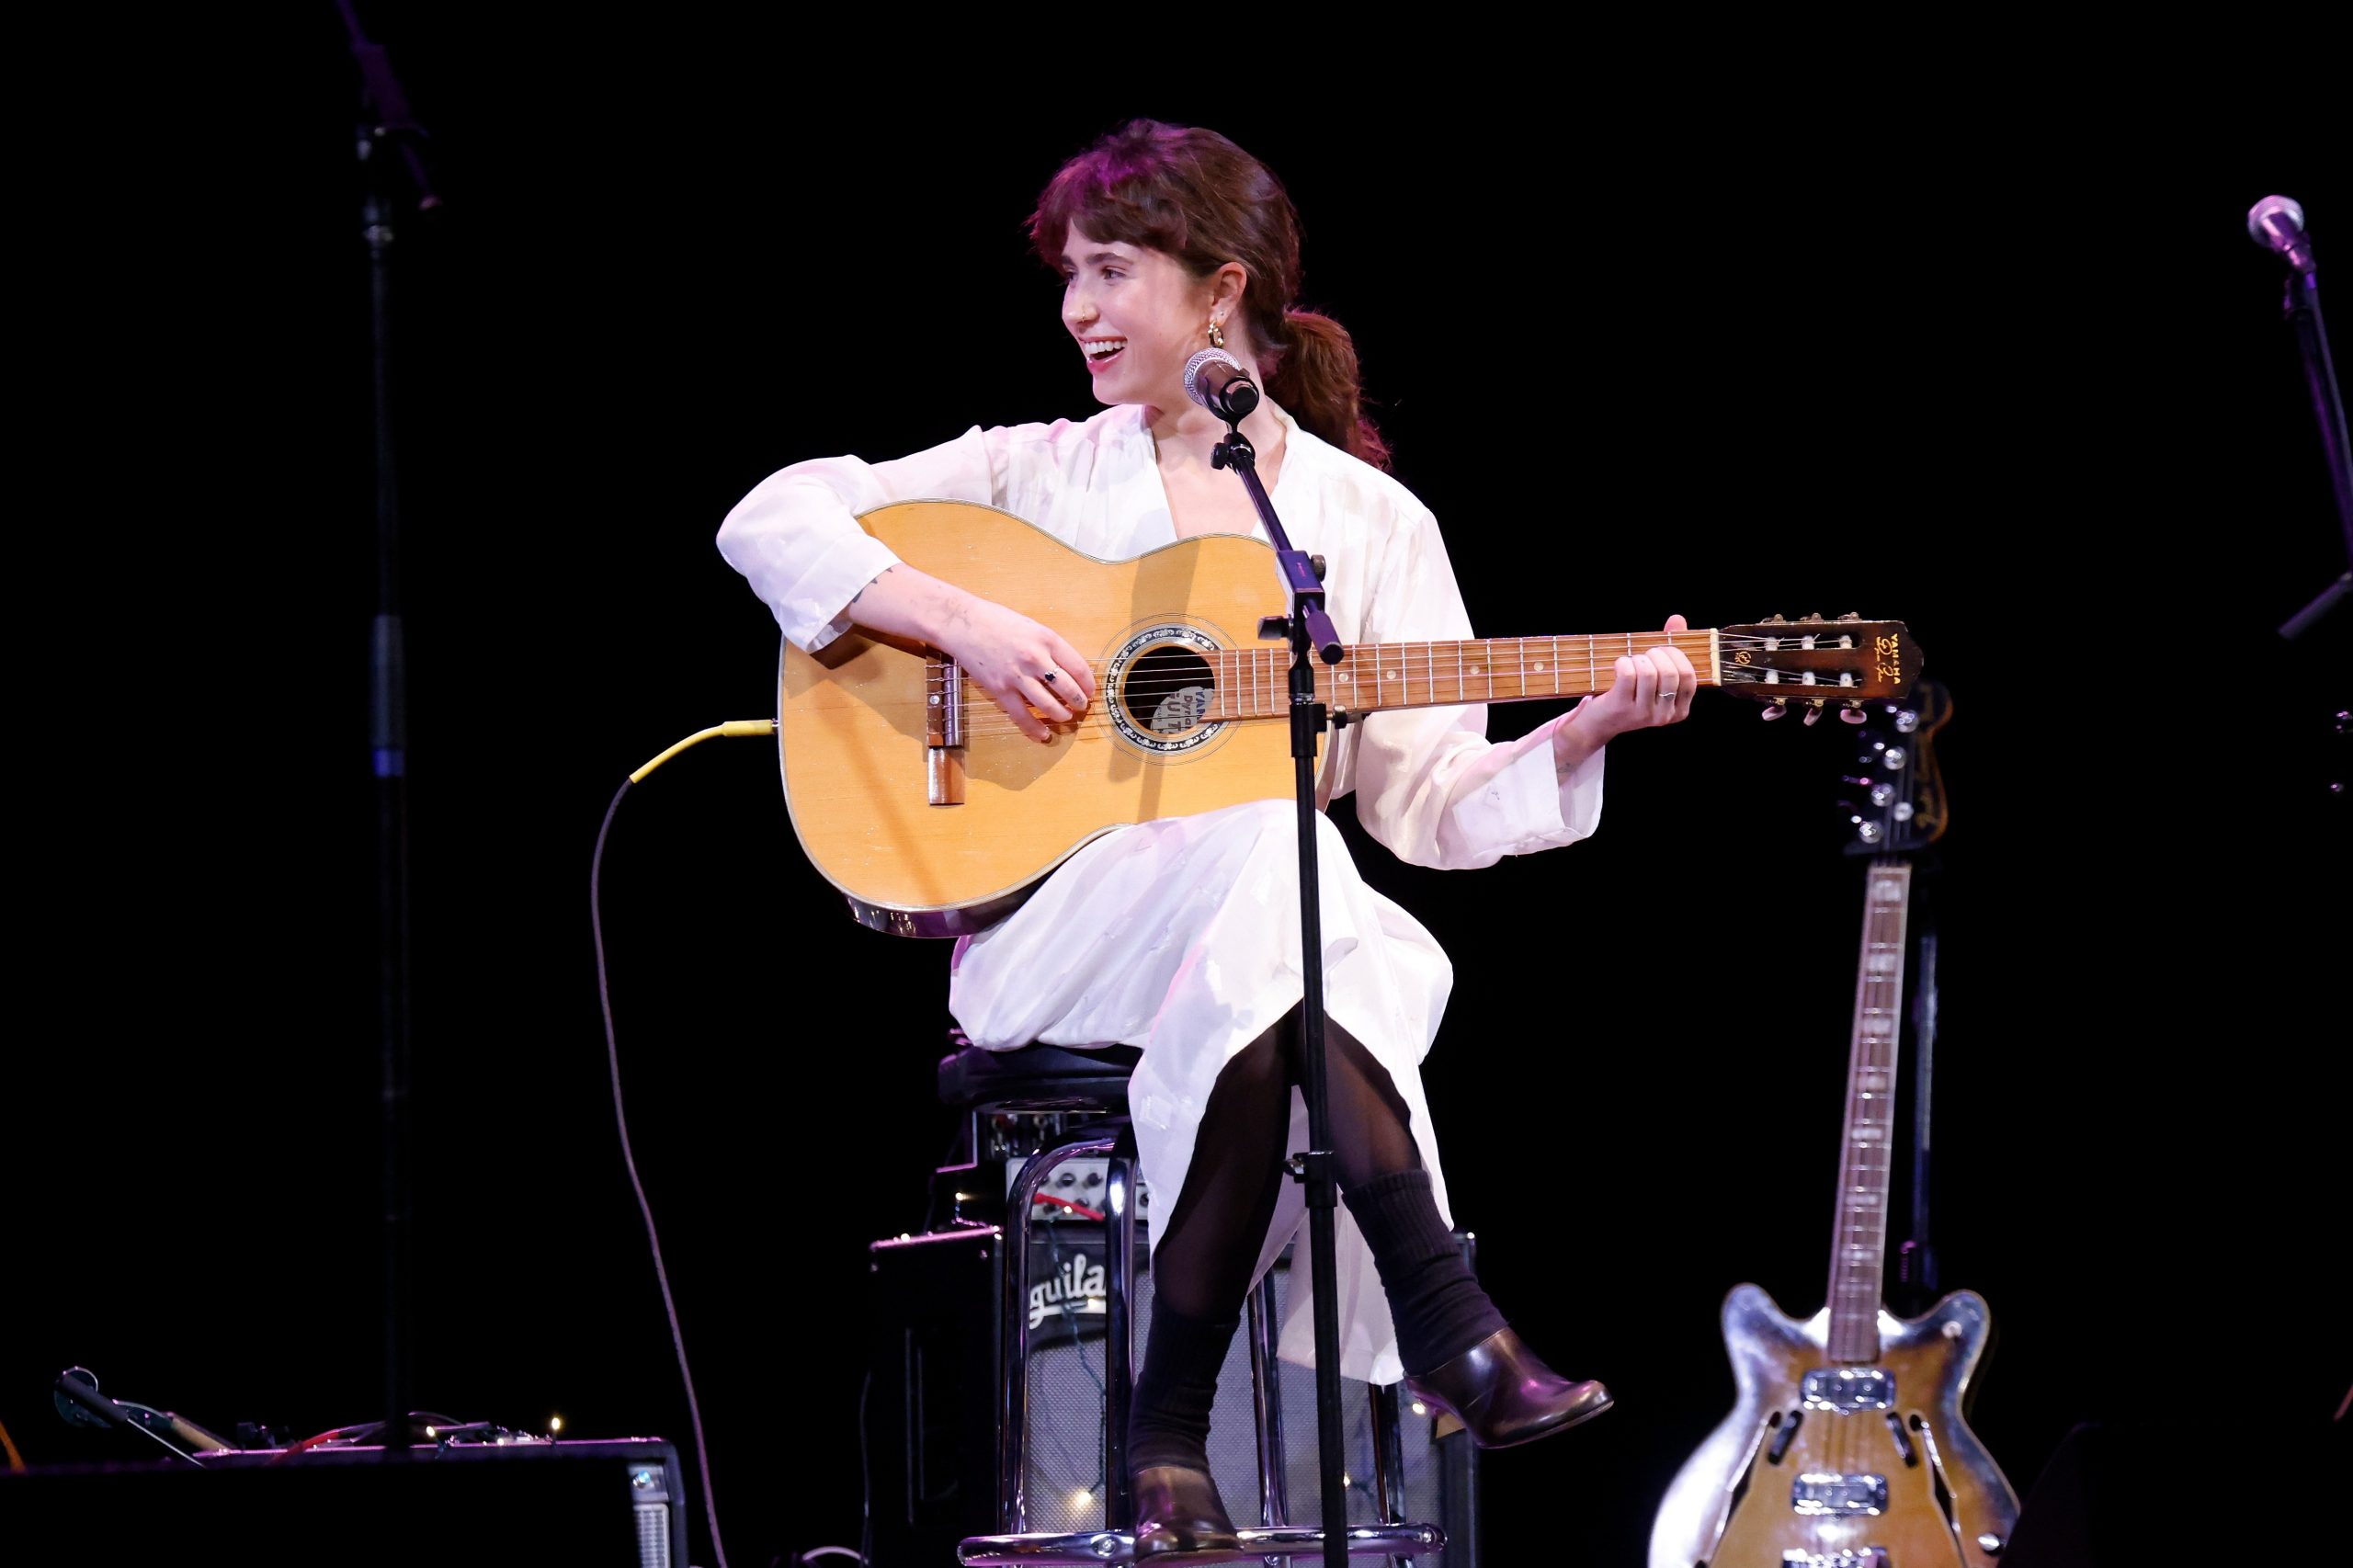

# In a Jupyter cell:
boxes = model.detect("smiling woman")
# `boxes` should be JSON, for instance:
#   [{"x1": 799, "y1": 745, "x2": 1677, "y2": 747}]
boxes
[{"x1": 714, "y1": 118, "x2": 1698, "y2": 1559}]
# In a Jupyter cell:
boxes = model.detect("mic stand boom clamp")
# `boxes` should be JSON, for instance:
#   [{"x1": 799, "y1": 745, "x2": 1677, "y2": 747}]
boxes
[{"x1": 1209, "y1": 413, "x2": 1352, "y2": 1568}]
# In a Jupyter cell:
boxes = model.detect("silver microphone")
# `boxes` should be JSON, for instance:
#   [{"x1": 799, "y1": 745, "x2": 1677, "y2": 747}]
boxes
[
  {"x1": 1182, "y1": 348, "x2": 1260, "y2": 419},
  {"x1": 2247, "y1": 195, "x2": 2315, "y2": 273}
]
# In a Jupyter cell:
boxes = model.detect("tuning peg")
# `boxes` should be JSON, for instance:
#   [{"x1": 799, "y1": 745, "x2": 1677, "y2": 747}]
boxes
[
  {"x1": 1801, "y1": 612, "x2": 1825, "y2": 624},
  {"x1": 1802, "y1": 701, "x2": 1824, "y2": 726},
  {"x1": 1759, "y1": 613, "x2": 1789, "y2": 626},
  {"x1": 1760, "y1": 702, "x2": 1788, "y2": 721},
  {"x1": 1838, "y1": 700, "x2": 1869, "y2": 724},
  {"x1": 1836, "y1": 611, "x2": 1862, "y2": 622}
]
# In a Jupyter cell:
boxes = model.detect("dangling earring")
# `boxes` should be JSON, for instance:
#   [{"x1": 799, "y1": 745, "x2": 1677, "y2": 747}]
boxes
[{"x1": 1206, "y1": 316, "x2": 1225, "y2": 350}]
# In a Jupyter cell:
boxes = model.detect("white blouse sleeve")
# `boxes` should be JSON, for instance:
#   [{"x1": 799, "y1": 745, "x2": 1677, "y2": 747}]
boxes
[
  {"x1": 716, "y1": 426, "x2": 1005, "y2": 652},
  {"x1": 1335, "y1": 504, "x2": 1606, "y2": 869}
]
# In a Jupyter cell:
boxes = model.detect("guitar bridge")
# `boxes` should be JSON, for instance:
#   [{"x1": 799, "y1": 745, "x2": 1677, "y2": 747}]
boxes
[{"x1": 926, "y1": 655, "x2": 964, "y2": 806}]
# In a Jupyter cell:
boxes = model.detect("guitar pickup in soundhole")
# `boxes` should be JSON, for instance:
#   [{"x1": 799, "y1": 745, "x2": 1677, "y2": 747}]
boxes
[
  {"x1": 926, "y1": 655, "x2": 964, "y2": 806},
  {"x1": 1802, "y1": 1367, "x2": 1893, "y2": 1411},
  {"x1": 1790, "y1": 1471, "x2": 1888, "y2": 1517}
]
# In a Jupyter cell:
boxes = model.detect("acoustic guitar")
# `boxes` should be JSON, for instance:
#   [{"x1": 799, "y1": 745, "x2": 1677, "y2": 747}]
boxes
[
  {"x1": 1648, "y1": 684, "x2": 2019, "y2": 1568},
  {"x1": 775, "y1": 499, "x2": 1920, "y2": 935}
]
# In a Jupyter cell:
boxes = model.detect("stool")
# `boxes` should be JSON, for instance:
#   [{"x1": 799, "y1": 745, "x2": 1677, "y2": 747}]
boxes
[{"x1": 936, "y1": 1030, "x2": 1449, "y2": 1567}]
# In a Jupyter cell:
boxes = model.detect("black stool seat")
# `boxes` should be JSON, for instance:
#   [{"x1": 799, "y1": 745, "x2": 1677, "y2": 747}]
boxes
[{"x1": 938, "y1": 1030, "x2": 1142, "y2": 1112}]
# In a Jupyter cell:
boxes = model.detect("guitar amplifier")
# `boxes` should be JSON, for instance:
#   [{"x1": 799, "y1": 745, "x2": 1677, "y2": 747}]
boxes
[
  {"x1": 0, "y1": 1437, "x2": 686, "y2": 1567},
  {"x1": 868, "y1": 1219, "x2": 1479, "y2": 1565}
]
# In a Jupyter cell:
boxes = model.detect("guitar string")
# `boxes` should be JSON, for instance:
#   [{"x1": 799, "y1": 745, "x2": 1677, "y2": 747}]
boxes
[
  {"x1": 937, "y1": 694, "x2": 1725, "y2": 742},
  {"x1": 910, "y1": 635, "x2": 1758, "y2": 697},
  {"x1": 1835, "y1": 859, "x2": 1907, "y2": 1480},
  {"x1": 909, "y1": 640, "x2": 1850, "y2": 739},
  {"x1": 1852, "y1": 870, "x2": 1897, "y2": 1478},
  {"x1": 921, "y1": 672, "x2": 1849, "y2": 742},
  {"x1": 898, "y1": 635, "x2": 1847, "y2": 735},
  {"x1": 965, "y1": 639, "x2": 1735, "y2": 705},
  {"x1": 934, "y1": 692, "x2": 1818, "y2": 743},
  {"x1": 907, "y1": 637, "x2": 1812, "y2": 687}
]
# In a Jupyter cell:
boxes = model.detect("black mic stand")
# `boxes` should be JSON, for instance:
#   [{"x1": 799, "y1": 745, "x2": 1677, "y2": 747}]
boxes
[
  {"x1": 338, "y1": 0, "x2": 440, "y2": 1458},
  {"x1": 2267, "y1": 218, "x2": 2353, "y2": 643},
  {"x1": 1207, "y1": 406, "x2": 1352, "y2": 1568}
]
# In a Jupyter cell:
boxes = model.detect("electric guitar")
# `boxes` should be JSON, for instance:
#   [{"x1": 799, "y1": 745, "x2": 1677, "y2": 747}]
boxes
[
  {"x1": 774, "y1": 499, "x2": 1921, "y2": 936},
  {"x1": 1649, "y1": 682, "x2": 2018, "y2": 1568}
]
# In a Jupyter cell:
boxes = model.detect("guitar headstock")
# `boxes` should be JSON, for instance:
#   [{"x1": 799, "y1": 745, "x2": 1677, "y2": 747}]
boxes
[
  {"x1": 1719, "y1": 614, "x2": 1920, "y2": 722},
  {"x1": 1838, "y1": 679, "x2": 1951, "y2": 857}
]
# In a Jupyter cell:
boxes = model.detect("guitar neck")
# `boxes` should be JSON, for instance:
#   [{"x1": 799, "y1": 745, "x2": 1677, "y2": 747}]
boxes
[
  {"x1": 1824, "y1": 858, "x2": 1914, "y2": 1363},
  {"x1": 1200, "y1": 631, "x2": 1723, "y2": 722}
]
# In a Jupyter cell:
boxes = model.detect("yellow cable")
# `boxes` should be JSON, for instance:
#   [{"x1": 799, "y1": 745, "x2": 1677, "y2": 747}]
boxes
[
  {"x1": 631, "y1": 719, "x2": 776, "y2": 783},
  {"x1": 0, "y1": 1412, "x2": 24, "y2": 1471}
]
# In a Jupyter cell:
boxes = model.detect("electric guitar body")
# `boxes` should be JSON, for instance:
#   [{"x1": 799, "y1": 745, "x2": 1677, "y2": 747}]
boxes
[{"x1": 1652, "y1": 1284, "x2": 2012, "y2": 1568}]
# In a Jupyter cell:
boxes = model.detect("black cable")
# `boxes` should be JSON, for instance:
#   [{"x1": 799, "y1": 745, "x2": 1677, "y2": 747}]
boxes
[{"x1": 592, "y1": 777, "x2": 730, "y2": 1568}]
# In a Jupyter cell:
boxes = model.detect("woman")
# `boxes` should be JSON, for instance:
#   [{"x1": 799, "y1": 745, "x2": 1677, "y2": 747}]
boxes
[{"x1": 718, "y1": 119, "x2": 1696, "y2": 1557}]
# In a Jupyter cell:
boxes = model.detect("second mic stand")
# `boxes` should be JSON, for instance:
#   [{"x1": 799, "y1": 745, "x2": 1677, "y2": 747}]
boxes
[
  {"x1": 1209, "y1": 415, "x2": 1352, "y2": 1568},
  {"x1": 2274, "y1": 248, "x2": 2353, "y2": 642}
]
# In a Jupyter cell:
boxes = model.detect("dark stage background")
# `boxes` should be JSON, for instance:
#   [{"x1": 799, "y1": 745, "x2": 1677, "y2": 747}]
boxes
[{"x1": 12, "y1": 15, "x2": 2347, "y2": 1566}]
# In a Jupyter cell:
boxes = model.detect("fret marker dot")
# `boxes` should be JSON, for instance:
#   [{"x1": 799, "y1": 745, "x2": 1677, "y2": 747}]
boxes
[
  {"x1": 1387, "y1": 670, "x2": 1398, "y2": 680},
  {"x1": 1532, "y1": 663, "x2": 1546, "y2": 672}
]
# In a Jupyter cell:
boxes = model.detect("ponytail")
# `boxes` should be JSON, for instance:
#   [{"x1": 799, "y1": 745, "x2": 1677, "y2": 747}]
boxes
[{"x1": 1267, "y1": 309, "x2": 1390, "y2": 472}]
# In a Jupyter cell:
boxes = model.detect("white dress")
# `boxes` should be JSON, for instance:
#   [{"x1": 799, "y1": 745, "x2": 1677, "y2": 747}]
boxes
[{"x1": 718, "y1": 403, "x2": 1606, "y2": 1383}]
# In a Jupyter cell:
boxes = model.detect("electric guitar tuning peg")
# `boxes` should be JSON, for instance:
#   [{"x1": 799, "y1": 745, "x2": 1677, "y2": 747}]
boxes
[{"x1": 1761, "y1": 702, "x2": 1789, "y2": 722}]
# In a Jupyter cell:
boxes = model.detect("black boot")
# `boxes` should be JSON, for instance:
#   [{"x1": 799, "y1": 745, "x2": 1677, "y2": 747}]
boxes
[
  {"x1": 1403, "y1": 1326, "x2": 1612, "y2": 1449},
  {"x1": 1345, "y1": 1168, "x2": 1612, "y2": 1449},
  {"x1": 1128, "y1": 1305, "x2": 1242, "y2": 1559}
]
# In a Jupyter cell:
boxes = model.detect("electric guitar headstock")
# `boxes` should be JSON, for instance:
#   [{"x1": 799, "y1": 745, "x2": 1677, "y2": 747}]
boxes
[
  {"x1": 1718, "y1": 613, "x2": 1921, "y2": 722},
  {"x1": 1836, "y1": 678, "x2": 1952, "y2": 858}
]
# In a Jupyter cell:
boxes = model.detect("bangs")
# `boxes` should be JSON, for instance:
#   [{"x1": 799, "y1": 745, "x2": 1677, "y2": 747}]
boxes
[{"x1": 1029, "y1": 150, "x2": 1194, "y2": 268}]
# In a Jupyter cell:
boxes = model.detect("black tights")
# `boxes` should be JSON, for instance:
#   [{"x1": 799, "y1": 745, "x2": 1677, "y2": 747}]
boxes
[
  {"x1": 1128, "y1": 1013, "x2": 1506, "y2": 1472},
  {"x1": 1146, "y1": 1012, "x2": 1421, "y2": 1323}
]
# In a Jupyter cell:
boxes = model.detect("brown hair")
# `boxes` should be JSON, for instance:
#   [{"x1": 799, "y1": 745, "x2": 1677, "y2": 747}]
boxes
[{"x1": 1029, "y1": 119, "x2": 1391, "y2": 471}]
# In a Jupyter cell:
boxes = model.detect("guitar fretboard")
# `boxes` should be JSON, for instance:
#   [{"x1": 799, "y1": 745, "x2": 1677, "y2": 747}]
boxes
[
  {"x1": 1199, "y1": 632, "x2": 1722, "y2": 722},
  {"x1": 1826, "y1": 859, "x2": 1913, "y2": 1364}
]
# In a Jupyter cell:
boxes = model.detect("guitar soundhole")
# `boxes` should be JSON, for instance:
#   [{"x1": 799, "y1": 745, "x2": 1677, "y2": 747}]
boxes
[{"x1": 1120, "y1": 644, "x2": 1218, "y2": 735}]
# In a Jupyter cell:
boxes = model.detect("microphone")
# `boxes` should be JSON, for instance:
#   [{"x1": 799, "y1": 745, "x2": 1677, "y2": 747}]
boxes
[
  {"x1": 2248, "y1": 195, "x2": 2316, "y2": 273},
  {"x1": 53, "y1": 1367, "x2": 115, "y2": 1429},
  {"x1": 53, "y1": 1366, "x2": 232, "y2": 1460},
  {"x1": 1182, "y1": 348, "x2": 1260, "y2": 420}
]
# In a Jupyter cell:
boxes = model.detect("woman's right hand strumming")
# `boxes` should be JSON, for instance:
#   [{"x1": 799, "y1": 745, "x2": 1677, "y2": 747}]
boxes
[
  {"x1": 940, "y1": 593, "x2": 1096, "y2": 742},
  {"x1": 844, "y1": 562, "x2": 1095, "y2": 743}
]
